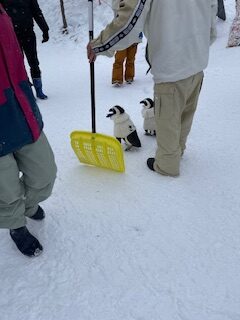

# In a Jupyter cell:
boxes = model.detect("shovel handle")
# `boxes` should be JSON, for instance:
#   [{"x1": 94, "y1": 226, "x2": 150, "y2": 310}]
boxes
[{"x1": 88, "y1": 0, "x2": 96, "y2": 133}]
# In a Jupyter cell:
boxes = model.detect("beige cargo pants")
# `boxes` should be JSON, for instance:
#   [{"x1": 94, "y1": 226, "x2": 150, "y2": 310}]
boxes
[
  {"x1": 0, "y1": 132, "x2": 57, "y2": 229},
  {"x1": 153, "y1": 71, "x2": 204, "y2": 176}
]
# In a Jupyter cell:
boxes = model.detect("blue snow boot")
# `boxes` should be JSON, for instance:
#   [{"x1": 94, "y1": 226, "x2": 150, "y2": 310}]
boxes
[{"x1": 32, "y1": 78, "x2": 48, "y2": 100}]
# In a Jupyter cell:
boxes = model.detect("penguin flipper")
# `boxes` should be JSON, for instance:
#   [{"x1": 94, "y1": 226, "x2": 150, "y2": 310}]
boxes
[{"x1": 126, "y1": 131, "x2": 141, "y2": 147}]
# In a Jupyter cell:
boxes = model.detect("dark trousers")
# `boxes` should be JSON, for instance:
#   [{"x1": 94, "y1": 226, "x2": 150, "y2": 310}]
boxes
[{"x1": 17, "y1": 32, "x2": 41, "y2": 79}]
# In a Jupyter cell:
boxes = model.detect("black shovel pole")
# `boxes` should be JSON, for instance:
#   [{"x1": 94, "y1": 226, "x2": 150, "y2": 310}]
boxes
[{"x1": 88, "y1": 0, "x2": 96, "y2": 133}]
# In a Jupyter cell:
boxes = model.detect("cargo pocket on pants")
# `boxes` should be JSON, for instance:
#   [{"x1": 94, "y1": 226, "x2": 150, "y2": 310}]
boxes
[{"x1": 155, "y1": 87, "x2": 175, "y2": 121}]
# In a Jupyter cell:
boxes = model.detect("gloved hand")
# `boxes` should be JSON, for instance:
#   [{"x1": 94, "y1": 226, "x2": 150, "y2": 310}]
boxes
[{"x1": 42, "y1": 31, "x2": 49, "y2": 43}]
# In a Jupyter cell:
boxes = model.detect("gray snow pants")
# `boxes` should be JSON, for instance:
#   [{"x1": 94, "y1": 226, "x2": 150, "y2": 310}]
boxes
[{"x1": 0, "y1": 132, "x2": 57, "y2": 229}]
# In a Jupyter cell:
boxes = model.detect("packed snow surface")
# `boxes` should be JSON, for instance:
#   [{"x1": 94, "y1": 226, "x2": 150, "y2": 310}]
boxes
[{"x1": 0, "y1": 1, "x2": 240, "y2": 319}]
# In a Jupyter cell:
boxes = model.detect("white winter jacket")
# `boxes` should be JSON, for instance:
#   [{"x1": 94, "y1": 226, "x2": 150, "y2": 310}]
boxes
[{"x1": 91, "y1": 0, "x2": 217, "y2": 83}]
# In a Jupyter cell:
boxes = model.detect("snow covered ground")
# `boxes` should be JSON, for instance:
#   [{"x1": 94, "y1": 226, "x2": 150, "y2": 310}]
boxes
[{"x1": 1, "y1": 1, "x2": 240, "y2": 319}]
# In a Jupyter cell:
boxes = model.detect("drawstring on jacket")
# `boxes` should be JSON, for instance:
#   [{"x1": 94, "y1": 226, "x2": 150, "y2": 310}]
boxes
[{"x1": 145, "y1": 43, "x2": 151, "y2": 74}]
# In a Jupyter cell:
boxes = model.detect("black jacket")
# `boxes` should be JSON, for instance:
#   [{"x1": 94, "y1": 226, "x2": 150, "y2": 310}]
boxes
[{"x1": 2, "y1": 0, "x2": 49, "y2": 37}]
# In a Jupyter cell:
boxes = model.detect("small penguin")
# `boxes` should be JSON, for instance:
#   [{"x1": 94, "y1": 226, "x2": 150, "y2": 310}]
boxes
[
  {"x1": 106, "y1": 105, "x2": 141, "y2": 150},
  {"x1": 140, "y1": 98, "x2": 156, "y2": 136}
]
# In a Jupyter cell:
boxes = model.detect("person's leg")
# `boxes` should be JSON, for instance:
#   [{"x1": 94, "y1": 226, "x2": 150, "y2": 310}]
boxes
[
  {"x1": 0, "y1": 154, "x2": 26, "y2": 229},
  {"x1": 21, "y1": 33, "x2": 48, "y2": 99},
  {"x1": 0, "y1": 132, "x2": 56, "y2": 256},
  {"x1": 112, "y1": 49, "x2": 127, "y2": 84},
  {"x1": 180, "y1": 72, "x2": 204, "y2": 154},
  {"x1": 0, "y1": 153, "x2": 43, "y2": 256},
  {"x1": 125, "y1": 44, "x2": 137, "y2": 83},
  {"x1": 14, "y1": 132, "x2": 57, "y2": 218},
  {"x1": 152, "y1": 74, "x2": 201, "y2": 176},
  {"x1": 20, "y1": 33, "x2": 41, "y2": 79},
  {"x1": 153, "y1": 82, "x2": 183, "y2": 176}
]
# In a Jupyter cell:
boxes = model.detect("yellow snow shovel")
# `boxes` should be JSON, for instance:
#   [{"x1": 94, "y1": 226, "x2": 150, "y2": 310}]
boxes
[{"x1": 70, "y1": 0, "x2": 125, "y2": 173}]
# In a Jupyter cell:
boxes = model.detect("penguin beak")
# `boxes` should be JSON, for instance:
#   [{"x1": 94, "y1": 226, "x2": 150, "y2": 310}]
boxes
[
  {"x1": 140, "y1": 101, "x2": 146, "y2": 108},
  {"x1": 106, "y1": 108, "x2": 116, "y2": 118}
]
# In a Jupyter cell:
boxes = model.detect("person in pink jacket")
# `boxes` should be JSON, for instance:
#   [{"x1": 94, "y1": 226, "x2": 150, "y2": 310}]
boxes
[{"x1": 0, "y1": 4, "x2": 57, "y2": 257}]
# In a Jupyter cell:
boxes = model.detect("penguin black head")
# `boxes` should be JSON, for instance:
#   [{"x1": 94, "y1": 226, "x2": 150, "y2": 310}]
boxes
[
  {"x1": 106, "y1": 105, "x2": 125, "y2": 118},
  {"x1": 140, "y1": 98, "x2": 154, "y2": 109}
]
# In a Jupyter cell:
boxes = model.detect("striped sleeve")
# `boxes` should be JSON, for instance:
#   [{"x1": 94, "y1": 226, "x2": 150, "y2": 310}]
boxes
[{"x1": 91, "y1": 0, "x2": 148, "y2": 56}]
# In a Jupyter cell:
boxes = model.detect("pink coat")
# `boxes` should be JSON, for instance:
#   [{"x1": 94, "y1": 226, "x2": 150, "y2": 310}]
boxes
[{"x1": 0, "y1": 4, "x2": 43, "y2": 156}]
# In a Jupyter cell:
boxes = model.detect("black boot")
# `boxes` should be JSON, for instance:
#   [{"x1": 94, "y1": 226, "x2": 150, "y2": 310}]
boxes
[
  {"x1": 10, "y1": 227, "x2": 43, "y2": 257},
  {"x1": 29, "y1": 206, "x2": 45, "y2": 221},
  {"x1": 32, "y1": 78, "x2": 48, "y2": 100},
  {"x1": 147, "y1": 158, "x2": 155, "y2": 171}
]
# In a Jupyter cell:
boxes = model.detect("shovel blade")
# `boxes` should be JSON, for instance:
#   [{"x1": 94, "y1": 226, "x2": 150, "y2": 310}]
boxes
[{"x1": 70, "y1": 131, "x2": 125, "y2": 173}]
